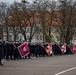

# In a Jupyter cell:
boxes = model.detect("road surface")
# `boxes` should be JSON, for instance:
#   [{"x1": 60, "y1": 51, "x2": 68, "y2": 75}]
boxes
[{"x1": 0, "y1": 54, "x2": 76, "y2": 75}]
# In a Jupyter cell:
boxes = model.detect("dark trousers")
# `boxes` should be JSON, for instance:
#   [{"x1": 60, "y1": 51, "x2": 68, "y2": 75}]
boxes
[{"x1": 0, "y1": 58, "x2": 2, "y2": 64}]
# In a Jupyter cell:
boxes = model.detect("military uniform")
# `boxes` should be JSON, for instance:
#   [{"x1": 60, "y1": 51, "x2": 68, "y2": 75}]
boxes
[{"x1": 0, "y1": 39, "x2": 4, "y2": 65}]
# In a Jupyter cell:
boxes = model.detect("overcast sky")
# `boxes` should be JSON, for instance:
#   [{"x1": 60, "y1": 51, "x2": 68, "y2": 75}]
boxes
[
  {"x1": 0, "y1": 0, "x2": 33, "y2": 4},
  {"x1": 0, "y1": 0, "x2": 58, "y2": 4}
]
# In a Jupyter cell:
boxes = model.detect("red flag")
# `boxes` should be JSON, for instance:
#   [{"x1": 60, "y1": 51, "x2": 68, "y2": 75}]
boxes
[
  {"x1": 60, "y1": 43, "x2": 66, "y2": 54},
  {"x1": 18, "y1": 42, "x2": 30, "y2": 57},
  {"x1": 70, "y1": 45, "x2": 76, "y2": 53},
  {"x1": 45, "y1": 44, "x2": 52, "y2": 55}
]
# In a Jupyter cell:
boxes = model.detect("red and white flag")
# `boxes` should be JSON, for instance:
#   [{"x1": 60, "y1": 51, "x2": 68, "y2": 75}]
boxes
[
  {"x1": 45, "y1": 43, "x2": 53, "y2": 55},
  {"x1": 18, "y1": 42, "x2": 30, "y2": 57},
  {"x1": 70, "y1": 45, "x2": 76, "y2": 53},
  {"x1": 60, "y1": 43, "x2": 66, "y2": 54}
]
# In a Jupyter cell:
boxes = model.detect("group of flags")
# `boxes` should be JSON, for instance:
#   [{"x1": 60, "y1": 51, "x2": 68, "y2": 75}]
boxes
[{"x1": 18, "y1": 42, "x2": 76, "y2": 58}]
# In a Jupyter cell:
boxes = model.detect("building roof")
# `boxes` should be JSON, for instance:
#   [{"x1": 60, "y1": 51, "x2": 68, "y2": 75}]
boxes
[{"x1": 7, "y1": 10, "x2": 59, "y2": 27}]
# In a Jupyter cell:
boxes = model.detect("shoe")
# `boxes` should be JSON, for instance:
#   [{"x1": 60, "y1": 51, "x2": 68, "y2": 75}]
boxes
[
  {"x1": 6, "y1": 59, "x2": 9, "y2": 61},
  {"x1": 28, "y1": 57, "x2": 31, "y2": 59},
  {"x1": 0, "y1": 63, "x2": 4, "y2": 65}
]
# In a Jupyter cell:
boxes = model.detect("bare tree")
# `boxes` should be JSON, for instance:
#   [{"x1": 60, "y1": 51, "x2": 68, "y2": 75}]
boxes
[
  {"x1": 27, "y1": 2, "x2": 42, "y2": 43},
  {"x1": 46, "y1": 0, "x2": 56, "y2": 42},
  {"x1": 32, "y1": 0, "x2": 56, "y2": 43},
  {"x1": 56, "y1": 0, "x2": 76, "y2": 44},
  {"x1": 8, "y1": 2, "x2": 24, "y2": 41},
  {"x1": 0, "y1": 2, "x2": 10, "y2": 40}
]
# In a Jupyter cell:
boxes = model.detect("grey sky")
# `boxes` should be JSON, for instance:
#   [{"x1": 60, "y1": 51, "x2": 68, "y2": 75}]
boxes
[
  {"x1": 0, "y1": 0, "x2": 20, "y2": 4},
  {"x1": 0, "y1": 0, "x2": 32, "y2": 4},
  {"x1": 0, "y1": 0, "x2": 58, "y2": 4}
]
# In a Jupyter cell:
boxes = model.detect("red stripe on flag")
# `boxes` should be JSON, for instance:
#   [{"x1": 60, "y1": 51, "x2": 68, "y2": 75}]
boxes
[
  {"x1": 60, "y1": 43, "x2": 66, "y2": 54},
  {"x1": 70, "y1": 45, "x2": 76, "y2": 53},
  {"x1": 45, "y1": 44, "x2": 53, "y2": 55}
]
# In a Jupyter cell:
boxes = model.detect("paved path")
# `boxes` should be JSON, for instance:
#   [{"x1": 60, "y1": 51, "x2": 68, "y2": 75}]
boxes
[{"x1": 0, "y1": 54, "x2": 76, "y2": 75}]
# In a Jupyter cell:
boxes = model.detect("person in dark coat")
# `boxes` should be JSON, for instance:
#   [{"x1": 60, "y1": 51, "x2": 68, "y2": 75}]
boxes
[
  {"x1": 66, "y1": 45, "x2": 72, "y2": 54},
  {"x1": 52, "y1": 44, "x2": 62, "y2": 55},
  {"x1": 5, "y1": 42, "x2": 10, "y2": 61},
  {"x1": 35, "y1": 43, "x2": 39, "y2": 58},
  {"x1": 28, "y1": 43, "x2": 31, "y2": 59},
  {"x1": 0, "y1": 38, "x2": 4, "y2": 65}
]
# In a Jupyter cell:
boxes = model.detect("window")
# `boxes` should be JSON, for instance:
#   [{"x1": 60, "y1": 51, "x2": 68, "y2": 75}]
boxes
[
  {"x1": 40, "y1": 35, "x2": 43, "y2": 40},
  {"x1": 16, "y1": 36, "x2": 19, "y2": 40},
  {"x1": 37, "y1": 35, "x2": 39, "y2": 40},
  {"x1": 20, "y1": 36, "x2": 22, "y2": 41},
  {"x1": 26, "y1": 27, "x2": 30, "y2": 33},
  {"x1": 9, "y1": 35, "x2": 12, "y2": 41},
  {"x1": 27, "y1": 36, "x2": 30, "y2": 40},
  {"x1": 9, "y1": 28, "x2": 13, "y2": 33}
]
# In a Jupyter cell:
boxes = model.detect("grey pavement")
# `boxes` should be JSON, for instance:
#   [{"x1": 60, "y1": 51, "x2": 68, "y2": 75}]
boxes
[{"x1": 0, "y1": 54, "x2": 76, "y2": 75}]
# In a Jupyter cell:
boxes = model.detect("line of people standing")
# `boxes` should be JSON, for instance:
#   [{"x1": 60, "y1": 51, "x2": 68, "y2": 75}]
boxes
[
  {"x1": 0, "y1": 38, "x2": 74, "y2": 66},
  {"x1": 0, "y1": 40, "x2": 48, "y2": 66},
  {"x1": 0, "y1": 39, "x2": 22, "y2": 65}
]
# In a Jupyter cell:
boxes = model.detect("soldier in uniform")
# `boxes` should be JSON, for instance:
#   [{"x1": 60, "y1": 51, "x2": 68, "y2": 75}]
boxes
[
  {"x1": 5, "y1": 41, "x2": 10, "y2": 61},
  {"x1": 35, "y1": 43, "x2": 39, "y2": 58},
  {"x1": 53, "y1": 43, "x2": 62, "y2": 55},
  {"x1": 0, "y1": 38, "x2": 4, "y2": 65}
]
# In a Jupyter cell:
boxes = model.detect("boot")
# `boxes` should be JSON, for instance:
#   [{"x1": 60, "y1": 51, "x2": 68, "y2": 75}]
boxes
[{"x1": 0, "y1": 59, "x2": 3, "y2": 65}]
